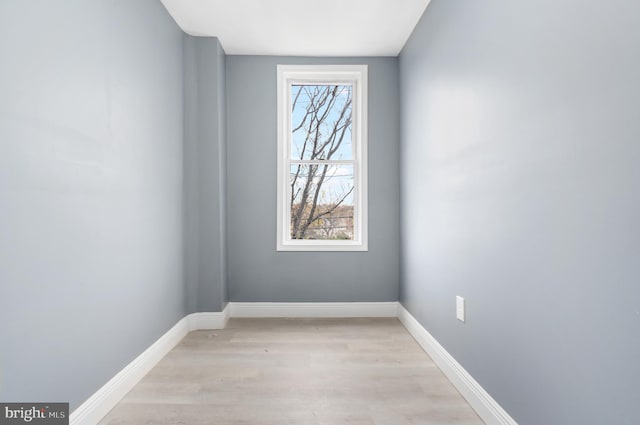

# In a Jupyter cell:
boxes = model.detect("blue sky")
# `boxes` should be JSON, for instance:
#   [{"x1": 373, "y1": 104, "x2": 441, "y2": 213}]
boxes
[{"x1": 290, "y1": 84, "x2": 353, "y2": 161}]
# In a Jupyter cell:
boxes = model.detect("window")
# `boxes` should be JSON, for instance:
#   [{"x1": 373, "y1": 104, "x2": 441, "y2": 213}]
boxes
[{"x1": 277, "y1": 65, "x2": 368, "y2": 251}]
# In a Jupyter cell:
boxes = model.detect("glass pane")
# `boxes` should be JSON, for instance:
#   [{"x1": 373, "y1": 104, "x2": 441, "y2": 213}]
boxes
[
  {"x1": 291, "y1": 85, "x2": 353, "y2": 161},
  {"x1": 290, "y1": 164, "x2": 355, "y2": 240}
]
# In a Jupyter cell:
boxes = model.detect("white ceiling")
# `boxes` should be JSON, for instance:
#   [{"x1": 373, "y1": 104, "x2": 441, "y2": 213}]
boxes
[{"x1": 160, "y1": 0, "x2": 431, "y2": 56}]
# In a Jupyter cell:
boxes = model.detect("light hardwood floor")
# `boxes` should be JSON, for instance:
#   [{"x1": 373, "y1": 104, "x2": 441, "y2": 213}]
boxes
[{"x1": 99, "y1": 318, "x2": 484, "y2": 425}]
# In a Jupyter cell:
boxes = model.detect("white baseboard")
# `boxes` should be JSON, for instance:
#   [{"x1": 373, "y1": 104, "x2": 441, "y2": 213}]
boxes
[
  {"x1": 228, "y1": 302, "x2": 399, "y2": 318},
  {"x1": 71, "y1": 302, "x2": 515, "y2": 425},
  {"x1": 70, "y1": 305, "x2": 230, "y2": 425},
  {"x1": 187, "y1": 305, "x2": 230, "y2": 330},
  {"x1": 397, "y1": 305, "x2": 518, "y2": 425},
  {"x1": 69, "y1": 317, "x2": 190, "y2": 425}
]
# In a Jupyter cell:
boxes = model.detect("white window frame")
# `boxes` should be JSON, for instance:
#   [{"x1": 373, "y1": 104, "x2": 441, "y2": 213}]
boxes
[{"x1": 277, "y1": 64, "x2": 368, "y2": 252}]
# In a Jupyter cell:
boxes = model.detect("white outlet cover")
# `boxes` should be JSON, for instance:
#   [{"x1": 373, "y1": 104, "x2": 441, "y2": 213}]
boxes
[{"x1": 456, "y1": 296, "x2": 465, "y2": 322}]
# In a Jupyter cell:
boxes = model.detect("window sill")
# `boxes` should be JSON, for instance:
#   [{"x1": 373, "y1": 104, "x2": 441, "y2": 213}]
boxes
[{"x1": 277, "y1": 241, "x2": 368, "y2": 252}]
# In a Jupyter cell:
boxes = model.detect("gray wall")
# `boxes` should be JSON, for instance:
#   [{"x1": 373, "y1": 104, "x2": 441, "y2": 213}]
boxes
[
  {"x1": 183, "y1": 36, "x2": 228, "y2": 313},
  {"x1": 399, "y1": 1, "x2": 640, "y2": 424},
  {"x1": 226, "y1": 56, "x2": 400, "y2": 302},
  {"x1": 0, "y1": 0, "x2": 185, "y2": 409}
]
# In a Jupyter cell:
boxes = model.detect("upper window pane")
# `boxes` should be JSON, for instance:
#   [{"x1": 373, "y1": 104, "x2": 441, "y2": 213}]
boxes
[{"x1": 291, "y1": 85, "x2": 353, "y2": 161}]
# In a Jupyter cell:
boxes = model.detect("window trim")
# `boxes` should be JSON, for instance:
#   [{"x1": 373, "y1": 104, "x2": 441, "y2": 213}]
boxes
[{"x1": 276, "y1": 64, "x2": 368, "y2": 252}]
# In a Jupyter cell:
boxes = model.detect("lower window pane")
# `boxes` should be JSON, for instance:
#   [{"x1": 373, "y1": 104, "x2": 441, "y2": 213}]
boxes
[{"x1": 290, "y1": 164, "x2": 354, "y2": 240}]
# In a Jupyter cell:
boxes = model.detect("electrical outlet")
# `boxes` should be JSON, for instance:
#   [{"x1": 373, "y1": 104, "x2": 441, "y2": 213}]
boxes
[{"x1": 456, "y1": 296, "x2": 465, "y2": 322}]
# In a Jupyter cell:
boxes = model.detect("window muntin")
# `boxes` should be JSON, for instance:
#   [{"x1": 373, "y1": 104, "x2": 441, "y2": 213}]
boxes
[{"x1": 277, "y1": 65, "x2": 368, "y2": 251}]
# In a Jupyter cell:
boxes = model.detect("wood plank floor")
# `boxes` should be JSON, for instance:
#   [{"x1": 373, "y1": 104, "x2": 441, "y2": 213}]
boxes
[{"x1": 99, "y1": 318, "x2": 484, "y2": 425}]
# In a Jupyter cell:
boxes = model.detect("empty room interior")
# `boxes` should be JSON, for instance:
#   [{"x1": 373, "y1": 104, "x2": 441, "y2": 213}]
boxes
[{"x1": 1, "y1": 0, "x2": 638, "y2": 424}]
